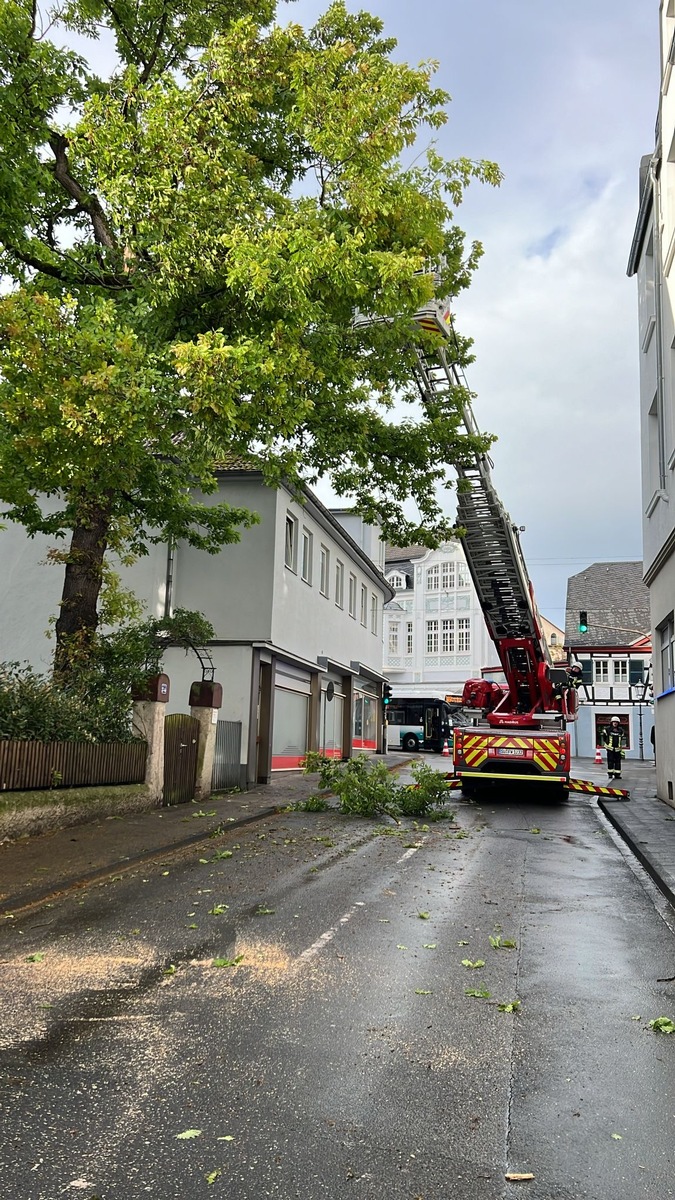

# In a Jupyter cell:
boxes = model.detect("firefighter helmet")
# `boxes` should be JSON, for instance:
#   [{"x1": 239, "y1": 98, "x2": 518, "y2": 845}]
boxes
[{"x1": 610, "y1": 715, "x2": 620, "y2": 724}]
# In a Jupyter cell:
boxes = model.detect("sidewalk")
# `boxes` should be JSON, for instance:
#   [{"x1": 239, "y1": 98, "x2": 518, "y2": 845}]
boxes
[
  {"x1": 0, "y1": 753, "x2": 409, "y2": 916},
  {"x1": 583, "y1": 755, "x2": 675, "y2": 912}
]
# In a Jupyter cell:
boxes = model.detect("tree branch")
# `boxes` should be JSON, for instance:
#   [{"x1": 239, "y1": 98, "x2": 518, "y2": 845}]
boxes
[
  {"x1": 2, "y1": 238, "x2": 132, "y2": 290},
  {"x1": 48, "y1": 132, "x2": 116, "y2": 249},
  {"x1": 139, "y1": 0, "x2": 170, "y2": 84}
]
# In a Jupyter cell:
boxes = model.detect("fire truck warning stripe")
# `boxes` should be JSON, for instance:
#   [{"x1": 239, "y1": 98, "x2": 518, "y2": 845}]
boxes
[
  {"x1": 568, "y1": 778, "x2": 630, "y2": 798},
  {"x1": 456, "y1": 772, "x2": 567, "y2": 783}
]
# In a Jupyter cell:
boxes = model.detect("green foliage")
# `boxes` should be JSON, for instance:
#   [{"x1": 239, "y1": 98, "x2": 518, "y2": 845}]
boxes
[
  {"x1": 648, "y1": 1016, "x2": 675, "y2": 1034},
  {"x1": 301, "y1": 750, "x2": 334, "y2": 774},
  {"x1": 0, "y1": 659, "x2": 133, "y2": 741},
  {"x1": 316, "y1": 753, "x2": 403, "y2": 818},
  {"x1": 398, "y1": 760, "x2": 455, "y2": 818},
  {"x1": 0, "y1": 0, "x2": 499, "y2": 657}
]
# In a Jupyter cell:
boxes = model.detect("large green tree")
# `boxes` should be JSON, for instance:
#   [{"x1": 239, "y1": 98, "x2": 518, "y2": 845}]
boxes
[{"x1": 0, "y1": 0, "x2": 499, "y2": 673}]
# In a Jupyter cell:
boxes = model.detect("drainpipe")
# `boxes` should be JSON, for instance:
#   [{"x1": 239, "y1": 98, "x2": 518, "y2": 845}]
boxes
[{"x1": 164, "y1": 537, "x2": 175, "y2": 619}]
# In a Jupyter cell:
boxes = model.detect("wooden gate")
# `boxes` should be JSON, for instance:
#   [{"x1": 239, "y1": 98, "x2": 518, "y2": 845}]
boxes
[{"x1": 163, "y1": 713, "x2": 199, "y2": 805}]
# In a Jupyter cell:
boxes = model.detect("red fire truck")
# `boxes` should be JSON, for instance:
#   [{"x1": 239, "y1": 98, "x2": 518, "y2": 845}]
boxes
[{"x1": 410, "y1": 296, "x2": 579, "y2": 800}]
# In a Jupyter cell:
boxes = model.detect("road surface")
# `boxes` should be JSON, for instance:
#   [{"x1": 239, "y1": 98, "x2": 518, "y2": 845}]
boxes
[{"x1": 2, "y1": 762, "x2": 675, "y2": 1199}]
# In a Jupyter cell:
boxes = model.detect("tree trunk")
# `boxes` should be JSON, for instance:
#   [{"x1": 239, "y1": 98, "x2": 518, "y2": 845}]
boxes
[{"x1": 53, "y1": 501, "x2": 111, "y2": 682}]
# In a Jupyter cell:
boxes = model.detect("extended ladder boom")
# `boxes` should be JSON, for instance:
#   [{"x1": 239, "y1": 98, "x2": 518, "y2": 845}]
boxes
[{"x1": 411, "y1": 300, "x2": 573, "y2": 727}]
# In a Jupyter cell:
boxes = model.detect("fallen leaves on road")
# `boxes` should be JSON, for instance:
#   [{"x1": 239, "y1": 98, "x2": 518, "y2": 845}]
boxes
[
  {"x1": 175, "y1": 1129, "x2": 202, "y2": 1140},
  {"x1": 648, "y1": 1016, "x2": 675, "y2": 1034},
  {"x1": 461, "y1": 959, "x2": 485, "y2": 969}
]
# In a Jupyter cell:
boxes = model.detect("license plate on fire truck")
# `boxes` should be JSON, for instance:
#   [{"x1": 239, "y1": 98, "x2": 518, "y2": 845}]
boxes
[{"x1": 497, "y1": 748, "x2": 522, "y2": 756}]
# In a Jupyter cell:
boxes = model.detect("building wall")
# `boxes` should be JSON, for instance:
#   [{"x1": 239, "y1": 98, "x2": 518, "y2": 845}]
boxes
[
  {"x1": 0, "y1": 517, "x2": 64, "y2": 672},
  {"x1": 171, "y1": 477, "x2": 277, "y2": 641},
  {"x1": 647, "y1": 554, "x2": 675, "y2": 793},
  {"x1": 631, "y1": 5, "x2": 675, "y2": 801},
  {"x1": 383, "y1": 543, "x2": 493, "y2": 696},
  {"x1": 270, "y1": 492, "x2": 386, "y2": 673}
]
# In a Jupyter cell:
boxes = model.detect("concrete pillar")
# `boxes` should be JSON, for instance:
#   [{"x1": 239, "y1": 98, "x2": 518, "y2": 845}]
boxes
[
  {"x1": 188, "y1": 680, "x2": 223, "y2": 802},
  {"x1": 132, "y1": 699, "x2": 167, "y2": 805},
  {"x1": 190, "y1": 705, "x2": 219, "y2": 802}
]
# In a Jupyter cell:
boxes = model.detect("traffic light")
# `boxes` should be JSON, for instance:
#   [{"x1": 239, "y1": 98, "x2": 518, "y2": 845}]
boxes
[
  {"x1": 578, "y1": 610, "x2": 588, "y2": 634},
  {"x1": 382, "y1": 682, "x2": 393, "y2": 706}
]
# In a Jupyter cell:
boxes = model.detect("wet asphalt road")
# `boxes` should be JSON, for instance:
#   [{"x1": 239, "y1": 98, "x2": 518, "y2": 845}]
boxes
[{"x1": 2, "y1": 762, "x2": 675, "y2": 1200}]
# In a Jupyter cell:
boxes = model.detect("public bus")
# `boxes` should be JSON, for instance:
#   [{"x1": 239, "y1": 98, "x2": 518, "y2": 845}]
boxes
[{"x1": 385, "y1": 696, "x2": 455, "y2": 753}]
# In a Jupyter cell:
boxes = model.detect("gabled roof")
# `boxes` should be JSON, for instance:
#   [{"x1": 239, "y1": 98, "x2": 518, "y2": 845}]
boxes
[
  {"x1": 384, "y1": 544, "x2": 429, "y2": 563},
  {"x1": 565, "y1": 562, "x2": 650, "y2": 649}
]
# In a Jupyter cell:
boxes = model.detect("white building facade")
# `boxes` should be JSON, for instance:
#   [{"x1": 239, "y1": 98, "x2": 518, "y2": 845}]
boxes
[
  {"x1": 0, "y1": 468, "x2": 393, "y2": 785},
  {"x1": 628, "y1": 2, "x2": 675, "y2": 800},
  {"x1": 382, "y1": 543, "x2": 494, "y2": 698}
]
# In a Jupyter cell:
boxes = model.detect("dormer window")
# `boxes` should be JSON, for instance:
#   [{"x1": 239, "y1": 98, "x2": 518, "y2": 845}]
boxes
[{"x1": 388, "y1": 572, "x2": 405, "y2": 590}]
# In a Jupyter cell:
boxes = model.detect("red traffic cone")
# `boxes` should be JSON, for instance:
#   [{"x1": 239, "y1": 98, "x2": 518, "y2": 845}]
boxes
[
  {"x1": 442, "y1": 738, "x2": 450, "y2": 758},
  {"x1": 594, "y1": 746, "x2": 602, "y2": 765}
]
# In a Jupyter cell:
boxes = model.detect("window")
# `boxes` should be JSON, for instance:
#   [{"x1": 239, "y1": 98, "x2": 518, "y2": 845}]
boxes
[
  {"x1": 301, "y1": 529, "x2": 313, "y2": 583},
  {"x1": 457, "y1": 562, "x2": 470, "y2": 588},
  {"x1": 441, "y1": 561, "x2": 455, "y2": 590},
  {"x1": 426, "y1": 565, "x2": 440, "y2": 591},
  {"x1": 389, "y1": 572, "x2": 405, "y2": 590},
  {"x1": 594, "y1": 659, "x2": 609, "y2": 684},
  {"x1": 426, "y1": 620, "x2": 439, "y2": 653},
  {"x1": 320, "y1": 545, "x2": 330, "y2": 596},
  {"x1": 457, "y1": 617, "x2": 471, "y2": 652},
  {"x1": 406, "y1": 621, "x2": 414, "y2": 654},
  {"x1": 613, "y1": 660, "x2": 628, "y2": 684},
  {"x1": 335, "y1": 560, "x2": 344, "y2": 608},
  {"x1": 285, "y1": 513, "x2": 298, "y2": 571},
  {"x1": 388, "y1": 620, "x2": 400, "y2": 655},
  {"x1": 360, "y1": 583, "x2": 368, "y2": 626},
  {"x1": 660, "y1": 617, "x2": 675, "y2": 692},
  {"x1": 550, "y1": 632, "x2": 557, "y2": 646},
  {"x1": 371, "y1": 594, "x2": 378, "y2": 635},
  {"x1": 648, "y1": 389, "x2": 667, "y2": 492},
  {"x1": 348, "y1": 573, "x2": 357, "y2": 618},
  {"x1": 441, "y1": 619, "x2": 455, "y2": 653}
]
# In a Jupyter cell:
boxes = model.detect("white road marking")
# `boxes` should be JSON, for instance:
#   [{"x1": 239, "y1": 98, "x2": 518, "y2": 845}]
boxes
[
  {"x1": 298, "y1": 902, "x2": 365, "y2": 962},
  {"x1": 396, "y1": 839, "x2": 426, "y2": 864}
]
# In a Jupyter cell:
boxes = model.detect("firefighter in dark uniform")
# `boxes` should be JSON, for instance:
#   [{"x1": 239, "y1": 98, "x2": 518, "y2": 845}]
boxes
[
  {"x1": 602, "y1": 716, "x2": 626, "y2": 781},
  {"x1": 567, "y1": 664, "x2": 584, "y2": 689}
]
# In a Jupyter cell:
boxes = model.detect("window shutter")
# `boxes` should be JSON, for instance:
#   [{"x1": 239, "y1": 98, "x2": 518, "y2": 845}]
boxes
[
  {"x1": 629, "y1": 659, "x2": 644, "y2": 685},
  {"x1": 581, "y1": 660, "x2": 592, "y2": 684}
]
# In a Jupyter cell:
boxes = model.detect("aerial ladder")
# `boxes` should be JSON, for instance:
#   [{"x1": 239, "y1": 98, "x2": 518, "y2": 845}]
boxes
[{"x1": 408, "y1": 294, "x2": 626, "y2": 800}]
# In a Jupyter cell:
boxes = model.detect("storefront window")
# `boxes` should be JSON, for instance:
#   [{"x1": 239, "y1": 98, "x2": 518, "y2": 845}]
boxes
[
  {"x1": 272, "y1": 689, "x2": 309, "y2": 769},
  {"x1": 353, "y1": 692, "x2": 377, "y2": 749},
  {"x1": 320, "y1": 690, "x2": 344, "y2": 759}
]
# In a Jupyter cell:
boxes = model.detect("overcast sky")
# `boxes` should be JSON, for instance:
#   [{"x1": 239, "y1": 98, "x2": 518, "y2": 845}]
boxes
[{"x1": 284, "y1": 0, "x2": 658, "y2": 628}]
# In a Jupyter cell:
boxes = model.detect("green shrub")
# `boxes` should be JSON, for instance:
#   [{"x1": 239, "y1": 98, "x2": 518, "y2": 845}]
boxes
[
  {"x1": 316, "y1": 754, "x2": 403, "y2": 819},
  {"x1": 398, "y1": 761, "x2": 455, "y2": 818},
  {"x1": 301, "y1": 750, "x2": 334, "y2": 775},
  {"x1": 0, "y1": 661, "x2": 133, "y2": 742}
]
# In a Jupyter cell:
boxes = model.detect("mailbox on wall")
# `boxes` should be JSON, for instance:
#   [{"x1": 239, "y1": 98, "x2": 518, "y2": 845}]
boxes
[
  {"x1": 189, "y1": 680, "x2": 223, "y2": 709},
  {"x1": 132, "y1": 673, "x2": 170, "y2": 703}
]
